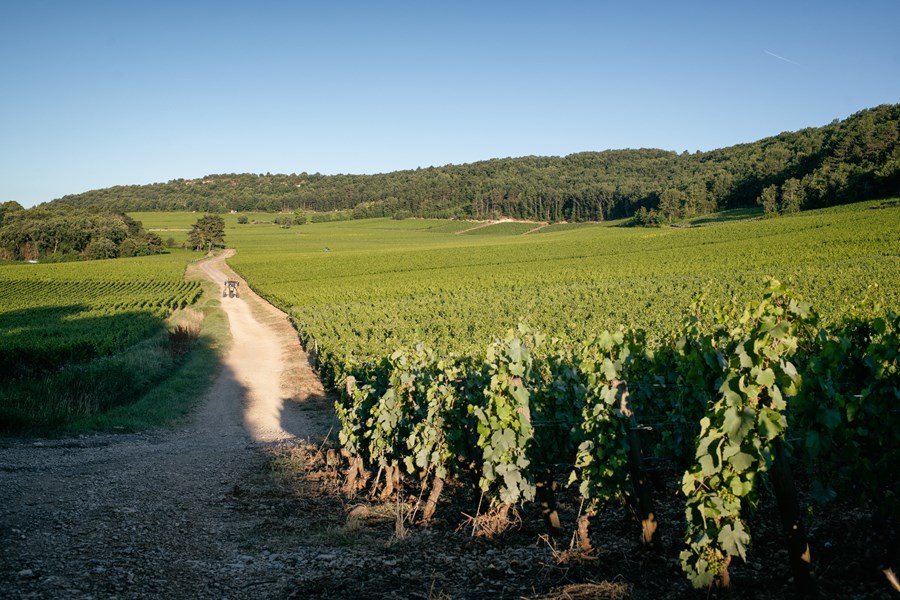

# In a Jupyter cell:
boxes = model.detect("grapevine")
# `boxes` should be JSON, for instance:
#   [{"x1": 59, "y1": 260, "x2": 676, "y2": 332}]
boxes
[
  {"x1": 680, "y1": 279, "x2": 807, "y2": 588},
  {"x1": 469, "y1": 327, "x2": 539, "y2": 509}
]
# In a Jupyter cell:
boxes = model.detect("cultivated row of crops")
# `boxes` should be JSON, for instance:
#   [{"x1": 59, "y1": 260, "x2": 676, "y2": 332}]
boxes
[
  {"x1": 0, "y1": 252, "x2": 201, "y2": 380},
  {"x1": 219, "y1": 200, "x2": 899, "y2": 590},
  {"x1": 332, "y1": 281, "x2": 897, "y2": 588},
  {"x1": 226, "y1": 201, "x2": 899, "y2": 362}
]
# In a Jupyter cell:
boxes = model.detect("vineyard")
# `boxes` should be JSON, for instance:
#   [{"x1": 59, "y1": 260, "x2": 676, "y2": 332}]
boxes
[
  {"x1": 218, "y1": 201, "x2": 900, "y2": 360},
  {"x1": 0, "y1": 251, "x2": 202, "y2": 430},
  {"x1": 171, "y1": 199, "x2": 900, "y2": 595},
  {"x1": 333, "y1": 282, "x2": 898, "y2": 591}
]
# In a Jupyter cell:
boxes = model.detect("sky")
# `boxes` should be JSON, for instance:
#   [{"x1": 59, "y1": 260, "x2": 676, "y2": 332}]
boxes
[{"x1": 2, "y1": 1, "x2": 899, "y2": 207}]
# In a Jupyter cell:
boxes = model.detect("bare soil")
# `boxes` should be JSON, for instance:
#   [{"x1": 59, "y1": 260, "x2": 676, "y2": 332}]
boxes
[{"x1": 2, "y1": 252, "x2": 896, "y2": 599}]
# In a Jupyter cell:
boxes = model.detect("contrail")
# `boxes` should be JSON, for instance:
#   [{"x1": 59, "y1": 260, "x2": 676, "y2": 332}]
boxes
[{"x1": 764, "y1": 50, "x2": 803, "y2": 67}]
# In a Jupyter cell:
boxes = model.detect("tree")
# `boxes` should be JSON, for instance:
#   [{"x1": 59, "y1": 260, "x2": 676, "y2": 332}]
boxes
[
  {"x1": 83, "y1": 237, "x2": 118, "y2": 260},
  {"x1": 0, "y1": 201, "x2": 24, "y2": 227},
  {"x1": 781, "y1": 178, "x2": 803, "y2": 214},
  {"x1": 0, "y1": 204, "x2": 162, "y2": 261},
  {"x1": 31, "y1": 103, "x2": 900, "y2": 221},
  {"x1": 658, "y1": 188, "x2": 684, "y2": 223},
  {"x1": 757, "y1": 185, "x2": 779, "y2": 216},
  {"x1": 188, "y1": 214, "x2": 225, "y2": 252}
]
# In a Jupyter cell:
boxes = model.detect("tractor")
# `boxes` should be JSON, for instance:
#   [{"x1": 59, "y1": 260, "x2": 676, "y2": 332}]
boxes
[{"x1": 223, "y1": 280, "x2": 240, "y2": 298}]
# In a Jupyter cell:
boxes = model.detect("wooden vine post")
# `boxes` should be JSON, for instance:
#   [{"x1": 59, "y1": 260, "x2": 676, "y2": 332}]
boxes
[
  {"x1": 770, "y1": 438, "x2": 815, "y2": 593},
  {"x1": 422, "y1": 476, "x2": 444, "y2": 522},
  {"x1": 617, "y1": 381, "x2": 658, "y2": 548},
  {"x1": 341, "y1": 375, "x2": 369, "y2": 494},
  {"x1": 535, "y1": 468, "x2": 563, "y2": 537}
]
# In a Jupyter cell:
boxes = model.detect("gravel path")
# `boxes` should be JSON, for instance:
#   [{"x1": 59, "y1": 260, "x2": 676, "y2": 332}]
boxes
[{"x1": 0, "y1": 251, "x2": 335, "y2": 599}]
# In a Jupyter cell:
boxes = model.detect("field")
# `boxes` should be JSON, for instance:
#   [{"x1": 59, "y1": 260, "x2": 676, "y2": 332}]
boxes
[
  {"x1": 194, "y1": 201, "x2": 898, "y2": 361},
  {"x1": 5, "y1": 203, "x2": 898, "y2": 594},
  {"x1": 193, "y1": 200, "x2": 898, "y2": 594},
  {"x1": 0, "y1": 250, "x2": 204, "y2": 431},
  {"x1": 130, "y1": 211, "x2": 283, "y2": 246}
]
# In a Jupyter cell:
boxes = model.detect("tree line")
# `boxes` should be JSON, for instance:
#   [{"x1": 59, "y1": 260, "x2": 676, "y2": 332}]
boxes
[
  {"x1": 0, "y1": 202, "x2": 163, "y2": 261},
  {"x1": 48, "y1": 104, "x2": 900, "y2": 222}
]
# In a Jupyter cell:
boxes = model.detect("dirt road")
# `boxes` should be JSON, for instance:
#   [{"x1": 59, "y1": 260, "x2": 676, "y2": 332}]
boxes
[{"x1": 0, "y1": 251, "x2": 336, "y2": 599}]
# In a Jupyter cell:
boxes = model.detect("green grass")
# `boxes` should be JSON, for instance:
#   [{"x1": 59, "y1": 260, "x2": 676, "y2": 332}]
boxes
[
  {"x1": 68, "y1": 278, "x2": 230, "y2": 433},
  {"x1": 131, "y1": 212, "x2": 281, "y2": 246},
  {"x1": 535, "y1": 222, "x2": 605, "y2": 233},
  {"x1": 674, "y1": 206, "x2": 765, "y2": 226},
  {"x1": 0, "y1": 251, "x2": 224, "y2": 436}
]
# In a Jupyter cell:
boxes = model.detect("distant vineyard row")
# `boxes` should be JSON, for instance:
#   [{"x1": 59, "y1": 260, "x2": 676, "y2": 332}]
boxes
[
  {"x1": 224, "y1": 202, "x2": 899, "y2": 367},
  {"x1": 0, "y1": 254, "x2": 201, "y2": 380}
]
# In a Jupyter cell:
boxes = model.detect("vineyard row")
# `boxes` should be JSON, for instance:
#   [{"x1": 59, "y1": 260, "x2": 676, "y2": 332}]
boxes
[{"x1": 324, "y1": 280, "x2": 897, "y2": 590}]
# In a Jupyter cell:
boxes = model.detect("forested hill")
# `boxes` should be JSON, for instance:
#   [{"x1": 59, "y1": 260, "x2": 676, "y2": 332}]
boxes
[{"x1": 54, "y1": 104, "x2": 899, "y2": 222}]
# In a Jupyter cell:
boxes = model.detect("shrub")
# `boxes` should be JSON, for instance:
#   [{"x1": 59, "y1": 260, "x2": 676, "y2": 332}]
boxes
[{"x1": 167, "y1": 323, "x2": 200, "y2": 356}]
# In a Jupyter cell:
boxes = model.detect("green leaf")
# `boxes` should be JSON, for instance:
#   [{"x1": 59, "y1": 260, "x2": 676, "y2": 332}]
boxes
[
  {"x1": 756, "y1": 368, "x2": 776, "y2": 388},
  {"x1": 482, "y1": 444, "x2": 494, "y2": 461},
  {"x1": 721, "y1": 442, "x2": 740, "y2": 461},
  {"x1": 699, "y1": 453, "x2": 717, "y2": 476},
  {"x1": 509, "y1": 382, "x2": 529, "y2": 406},
  {"x1": 769, "y1": 320, "x2": 790, "y2": 340},
  {"x1": 729, "y1": 476, "x2": 747, "y2": 497},
  {"x1": 846, "y1": 401, "x2": 859, "y2": 422},
  {"x1": 818, "y1": 407, "x2": 841, "y2": 431},
  {"x1": 756, "y1": 407, "x2": 785, "y2": 440},
  {"x1": 736, "y1": 342, "x2": 754, "y2": 369},
  {"x1": 717, "y1": 520, "x2": 750, "y2": 560},
  {"x1": 804, "y1": 430, "x2": 821, "y2": 459},
  {"x1": 723, "y1": 406, "x2": 755, "y2": 441},
  {"x1": 810, "y1": 479, "x2": 837, "y2": 505},
  {"x1": 597, "y1": 330, "x2": 615, "y2": 351},
  {"x1": 728, "y1": 451, "x2": 754, "y2": 472},
  {"x1": 507, "y1": 339, "x2": 522, "y2": 364},
  {"x1": 601, "y1": 358, "x2": 618, "y2": 380},
  {"x1": 722, "y1": 387, "x2": 742, "y2": 407}
]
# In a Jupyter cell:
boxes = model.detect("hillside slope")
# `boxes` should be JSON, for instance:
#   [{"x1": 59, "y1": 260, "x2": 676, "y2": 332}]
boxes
[{"x1": 53, "y1": 104, "x2": 900, "y2": 222}]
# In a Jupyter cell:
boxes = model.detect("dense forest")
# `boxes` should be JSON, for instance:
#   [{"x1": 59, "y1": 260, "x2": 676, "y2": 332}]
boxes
[
  {"x1": 51, "y1": 105, "x2": 899, "y2": 222},
  {"x1": 0, "y1": 202, "x2": 163, "y2": 261}
]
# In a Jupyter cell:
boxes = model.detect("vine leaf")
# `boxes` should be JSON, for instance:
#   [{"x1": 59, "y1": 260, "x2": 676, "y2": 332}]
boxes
[
  {"x1": 757, "y1": 407, "x2": 785, "y2": 440},
  {"x1": 723, "y1": 406, "x2": 755, "y2": 440},
  {"x1": 717, "y1": 520, "x2": 750, "y2": 560},
  {"x1": 728, "y1": 451, "x2": 754, "y2": 472},
  {"x1": 756, "y1": 367, "x2": 776, "y2": 388}
]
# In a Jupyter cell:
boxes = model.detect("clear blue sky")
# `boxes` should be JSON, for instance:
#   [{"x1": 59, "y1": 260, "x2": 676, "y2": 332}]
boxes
[{"x1": 2, "y1": 1, "x2": 898, "y2": 207}]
